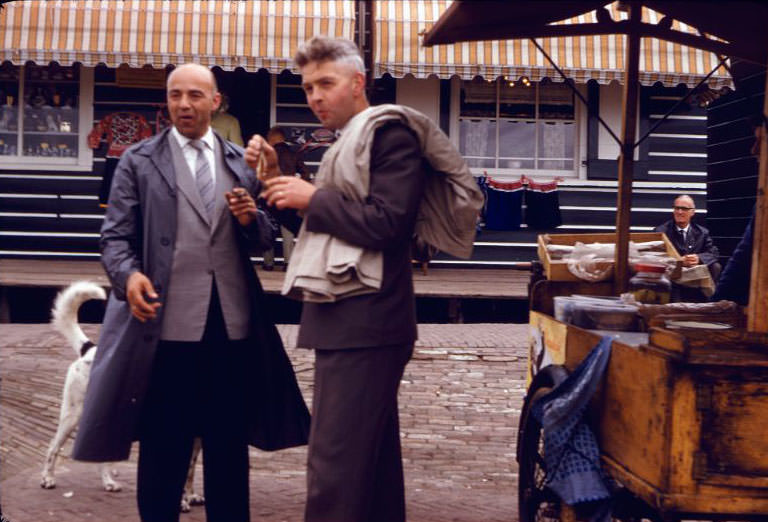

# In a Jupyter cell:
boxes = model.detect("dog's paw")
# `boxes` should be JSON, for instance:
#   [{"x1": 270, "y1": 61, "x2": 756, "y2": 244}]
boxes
[
  {"x1": 180, "y1": 492, "x2": 205, "y2": 512},
  {"x1": 40, "y1": 476, "x2": 56, "y2": 489},
  {"x1": 187, "y1": 493, "x2": 205, "y2": 506},
  {"x1": 103, "y1": 479, "x2": 122, "y2": 492}
]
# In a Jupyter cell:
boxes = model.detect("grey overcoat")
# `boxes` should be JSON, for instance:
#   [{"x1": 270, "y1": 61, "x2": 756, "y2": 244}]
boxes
[{"x1": 72, "y1": 129, "x2": 310, "y2": 462}]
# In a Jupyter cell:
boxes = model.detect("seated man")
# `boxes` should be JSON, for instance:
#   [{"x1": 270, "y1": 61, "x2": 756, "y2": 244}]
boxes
[{"x1": 655, "y1": 194, "x2": 721, "y2": 300}]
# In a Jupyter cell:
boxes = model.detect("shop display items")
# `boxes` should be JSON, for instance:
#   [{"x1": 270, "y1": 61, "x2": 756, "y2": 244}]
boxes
[
  {"x1": 20, "y1": 65, "x2": 80, "y2": 158},
  {"x1": 629, "y1": 263, "x2": 671, "y2": 304}
]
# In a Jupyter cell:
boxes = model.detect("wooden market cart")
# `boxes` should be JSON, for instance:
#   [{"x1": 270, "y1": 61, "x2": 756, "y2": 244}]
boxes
[{"x1": 425, "y1": 1, "x2": 768, "y2": 520}]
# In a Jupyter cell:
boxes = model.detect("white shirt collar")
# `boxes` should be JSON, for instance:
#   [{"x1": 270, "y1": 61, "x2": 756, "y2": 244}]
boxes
[
  {"x1": 677, "y1": 224, "x2": 690, "y2": 234},
  {"x1": 171, "y1": 125, "x2": 215, "y2": 151}
]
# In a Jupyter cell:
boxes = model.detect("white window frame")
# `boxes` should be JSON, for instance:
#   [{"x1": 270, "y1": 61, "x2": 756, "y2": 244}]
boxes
[
  {"x1": 0, "y1": 64, "x2": 94, "y2": 171},
  {"x1": 450, "y1": 76, "x2": 583, "y2": 180}
]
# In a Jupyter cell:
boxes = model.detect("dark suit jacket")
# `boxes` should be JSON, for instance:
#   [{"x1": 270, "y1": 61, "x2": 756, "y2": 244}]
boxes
[
  {"x1": 655, "y1": 219, "x2": 719, "y2": 267},
  {"x1": 711, "y1": 213, "x2": 754, "y2": 304},
  {"x1": 73, "y1": 129, "x2": 309, "y2": 462},
  {"x1": 296, "y1": 121, "x2": 426, "y2": 350},
  {"x1": 274, "y1": 141, "x2": 310, "y2": 180}
]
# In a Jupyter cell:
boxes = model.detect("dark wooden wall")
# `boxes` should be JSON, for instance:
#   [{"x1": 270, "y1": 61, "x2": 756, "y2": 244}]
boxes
[
  {"x1": 1, "y1": 66, "x2": 714, "y2": 267},
  {"x1": 706, "y1": 59, "x2": 766, "y2": 262}
]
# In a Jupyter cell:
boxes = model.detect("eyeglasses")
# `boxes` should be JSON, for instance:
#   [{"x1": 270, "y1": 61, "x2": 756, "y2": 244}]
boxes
[{"x1": 673, "y1": 206, "x2": 695, "y2": 212}]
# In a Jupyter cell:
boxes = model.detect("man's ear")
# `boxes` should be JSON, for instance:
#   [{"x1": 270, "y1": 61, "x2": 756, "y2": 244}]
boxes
[
  {"x1": 212, "y1": 91, "x2": 222, "y2": 112},
  {"x1": 352, "y1": 72, "x2": 366, "y2": 97}
]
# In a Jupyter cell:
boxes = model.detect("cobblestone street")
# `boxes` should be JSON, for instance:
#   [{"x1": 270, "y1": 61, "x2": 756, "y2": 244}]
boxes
[{"x1": 1, "y1": 323, "x2": 529, "y2": 521}]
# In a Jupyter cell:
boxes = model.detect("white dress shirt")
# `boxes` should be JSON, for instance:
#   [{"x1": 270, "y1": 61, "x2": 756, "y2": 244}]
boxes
[{"x1": 171, "y1": 126, "x2": 217, "y2": 183}]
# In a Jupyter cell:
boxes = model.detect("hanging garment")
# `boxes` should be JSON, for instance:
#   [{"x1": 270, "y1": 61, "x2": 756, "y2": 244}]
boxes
[
  {"x1": 89, "y1": 112, "x2": 153, "y2": 206},
  {"x1": 525, "y1": 177, "x2": 562, "y2": 230},
  {"x1": 484, "y1": 176, "x2": 524, "y2": 231},
  {"x1": 88, "y1": 112, "x2": 153, "y2": 158}
]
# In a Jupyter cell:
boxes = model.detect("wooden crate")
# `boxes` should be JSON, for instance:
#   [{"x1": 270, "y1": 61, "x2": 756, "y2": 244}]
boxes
[
  {"x1": 537, "y1": 232, "x2": 681, "y2": 282},
  {"x1": 531, "y1": 313, "x2": 768, "y2": 516}
]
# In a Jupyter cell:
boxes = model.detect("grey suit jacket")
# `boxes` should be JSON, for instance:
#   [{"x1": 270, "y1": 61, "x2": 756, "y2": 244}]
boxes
[{"x1": 161, "y1": 133, "x2": 250, "y2": 341}]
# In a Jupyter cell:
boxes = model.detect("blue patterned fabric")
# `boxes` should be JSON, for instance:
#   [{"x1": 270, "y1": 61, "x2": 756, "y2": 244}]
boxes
[{"x1": 531, "y1": 336, "x2": 613, "y2": 506}]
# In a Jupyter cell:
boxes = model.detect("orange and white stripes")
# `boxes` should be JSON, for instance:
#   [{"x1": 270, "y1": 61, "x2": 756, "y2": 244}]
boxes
[
  {"x1": 377, "y1": 0, "x2": 732, "y2": 87},
  {"x1": 0, "y1": 0, "x2": 355, "y2": 72},
  {"x1": 0, "y1": 0, "x2": 732, "y2": 86}
]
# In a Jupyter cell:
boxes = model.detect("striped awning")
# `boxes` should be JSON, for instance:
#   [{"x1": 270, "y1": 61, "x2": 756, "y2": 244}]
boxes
[
  {"x1": 0, "y1": 0, "x2": 355, "y2": 72},
  {"x1": 376, "y1": 0, "x2": 732, "y2": 88}
]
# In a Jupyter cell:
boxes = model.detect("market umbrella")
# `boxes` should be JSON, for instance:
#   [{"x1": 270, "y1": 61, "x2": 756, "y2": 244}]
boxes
[{"x1": 425, "y1": 0, "x2": 768, "y2": 329}]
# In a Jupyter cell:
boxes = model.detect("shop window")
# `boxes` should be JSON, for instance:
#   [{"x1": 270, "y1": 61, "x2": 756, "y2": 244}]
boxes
[
  {"x1": 0, "y1": 62, "x2": 93, "y2": 170},
  {"x1": 457, "y1": 77, "x2": 576, "y2": 176}
]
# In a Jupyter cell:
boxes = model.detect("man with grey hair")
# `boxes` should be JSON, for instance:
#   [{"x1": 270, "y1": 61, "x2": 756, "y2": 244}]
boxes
[
  {"x1": 655, "y1": 194, "x2": 721, "y2": 301},
  {"x1": 246, "y1": 36, "x2": 482, "y2": 522},
  {"x1": 73, "y1": 63, "x2": 309, "y2": 521},
  {"x1": 655, "y1": 194, "x2": 720, "y2": 278}
]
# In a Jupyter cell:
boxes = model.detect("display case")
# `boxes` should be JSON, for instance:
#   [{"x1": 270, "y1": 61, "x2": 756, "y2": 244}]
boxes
[
  {"x1": 0, "y1": 62, "x2": 92, "y2": 170},
  {"x1": 0, "y1": 62, "x2": 19, "y2": 157},
  {"x1": 22, "y1": 64, "x2": 80, "y2": 158}
]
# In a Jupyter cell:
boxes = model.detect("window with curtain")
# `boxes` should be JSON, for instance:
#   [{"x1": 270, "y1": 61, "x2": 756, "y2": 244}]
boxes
[{"x1": 458, "y1": 78, "x2": 576, "y2": 176}]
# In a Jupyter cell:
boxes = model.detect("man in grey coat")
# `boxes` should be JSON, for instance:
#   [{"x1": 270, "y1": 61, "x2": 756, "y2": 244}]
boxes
[{"x1": 72, "y1": 64, "x2": 310, "y2": 522}]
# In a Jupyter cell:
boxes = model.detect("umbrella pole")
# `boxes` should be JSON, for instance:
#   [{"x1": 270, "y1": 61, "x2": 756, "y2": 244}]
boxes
[
  {"x1": 615, "y1": 2, "x2": 641, "y2": 295},
  {"x1": 747, "y1": 67, "x2": 768, "y2": 331}
]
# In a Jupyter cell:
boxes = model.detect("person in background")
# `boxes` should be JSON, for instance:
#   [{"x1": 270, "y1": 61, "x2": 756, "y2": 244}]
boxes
[
  {"x1": 211, "y1": 92, "x2": 243, "y2": 146},
  {"x1": 262, "y1": 126, "x2": 310, "y2": 270},
  {"x1": 72, "y1": 63, "x2": 309, "y2": 522},
  {"x1": 655, "y1": 194, "x2": 721, "y2": 282}
]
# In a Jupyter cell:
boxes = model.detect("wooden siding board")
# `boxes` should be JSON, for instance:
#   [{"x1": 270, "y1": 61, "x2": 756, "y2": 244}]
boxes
[{"x1": 706, "y1": 59, "x2": 765, "y2": 262}]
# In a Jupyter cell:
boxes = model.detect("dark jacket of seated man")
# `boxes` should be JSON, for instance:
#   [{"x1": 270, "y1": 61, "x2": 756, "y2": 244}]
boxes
[
  {"x1": 655, "y1": 220, "x2": 721, "y2": 277},
  {"x1": 654, "y1": 195, "x2": 721, "y2": 282}
]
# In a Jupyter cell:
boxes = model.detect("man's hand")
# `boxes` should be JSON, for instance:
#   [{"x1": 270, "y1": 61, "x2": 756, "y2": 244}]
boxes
[
  {"x1": 682, "y1": 254, "x2": 700, "y2": 267},
  {"x1": 244, "y1": 134, "x2": 281, "y2": 181},
  {"x1": 226, "y1": 187, "x2": 258, "y2": 226},
  {"x1": 261, "y1": 176, "x2": 317, "y2": 210},
  {"x1": 126, "y1": 271, "x2": 161, "y2": 323}
]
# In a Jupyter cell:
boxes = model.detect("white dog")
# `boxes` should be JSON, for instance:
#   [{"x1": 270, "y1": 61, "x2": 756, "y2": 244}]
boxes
[{"x1": 42, "y1": 281, "x2": 204, "y2": 512}]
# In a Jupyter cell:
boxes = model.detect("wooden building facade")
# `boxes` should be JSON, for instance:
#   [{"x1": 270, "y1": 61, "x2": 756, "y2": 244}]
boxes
[{"x1": 0, "y1": 1, "x2": 734, "y2": 267}]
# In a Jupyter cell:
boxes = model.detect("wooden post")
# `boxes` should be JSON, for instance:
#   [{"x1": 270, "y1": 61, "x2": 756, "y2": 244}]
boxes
[
  {"x1": 614, "y1": 2, "x2": 641, "y2": 294},
  {"x1": 355, "y1": 0, "x2": 375, "y2": 96},
  {"x1": 747, "y1": 68, "x2": 768, "y2": 331}
]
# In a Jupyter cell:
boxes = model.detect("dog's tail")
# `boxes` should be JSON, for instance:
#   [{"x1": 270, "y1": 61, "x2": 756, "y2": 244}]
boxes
[{"x1": 51, "y1": 281, "x2": 107, "y2": 357}]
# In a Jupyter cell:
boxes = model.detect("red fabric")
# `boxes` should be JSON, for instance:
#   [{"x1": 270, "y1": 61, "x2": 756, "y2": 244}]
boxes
[
  {"x1": 155, "y1": 107, "x2": 172, "y2": 134},
  {"x1": 485, "y1": 175, "x2": 524, "y2": 191},
  {"x1": 88, "y1": 112, "x2": 153, "y2": 158},
  {"x1": 522, "y1": 175, "x2": 562, "y2": 192}
]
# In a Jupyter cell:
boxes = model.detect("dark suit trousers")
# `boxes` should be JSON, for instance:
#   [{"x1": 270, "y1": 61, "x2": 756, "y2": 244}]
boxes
[
  {"x1": 137, "y1": 286, "x2": 250, "y2": 522},
  {"x1": 305, "y1": 344, "x2": 413, "y2": 522}
]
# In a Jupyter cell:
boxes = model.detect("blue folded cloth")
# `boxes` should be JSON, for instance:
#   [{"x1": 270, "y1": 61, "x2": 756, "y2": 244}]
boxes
[{"x1": 531, "y1": 335, "x2": 613, "y2": 506}]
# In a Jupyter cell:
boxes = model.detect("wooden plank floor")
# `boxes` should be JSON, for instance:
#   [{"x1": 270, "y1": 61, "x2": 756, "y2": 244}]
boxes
[{"x1": 0, "y1": 259, "x2": 530, "y2": 299}]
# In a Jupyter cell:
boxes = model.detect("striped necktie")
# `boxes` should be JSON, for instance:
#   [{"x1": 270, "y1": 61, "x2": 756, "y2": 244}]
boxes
[{"x1": 189, "y1": 140, "x2": 215, "y2": 220}]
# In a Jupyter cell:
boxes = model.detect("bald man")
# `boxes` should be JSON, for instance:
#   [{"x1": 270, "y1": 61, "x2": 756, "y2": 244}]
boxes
[
  {"x1": 655, "y1": 194, "x2": 721, "y2": 298},
  {"x1": 73, "y1": 64, "x2": 309, "y2": 521}
]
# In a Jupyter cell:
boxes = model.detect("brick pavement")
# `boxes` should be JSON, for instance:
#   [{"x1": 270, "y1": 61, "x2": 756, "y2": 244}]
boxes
[{"x1": 0, "y1": 323, "x2": 529, "y2": 521}]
